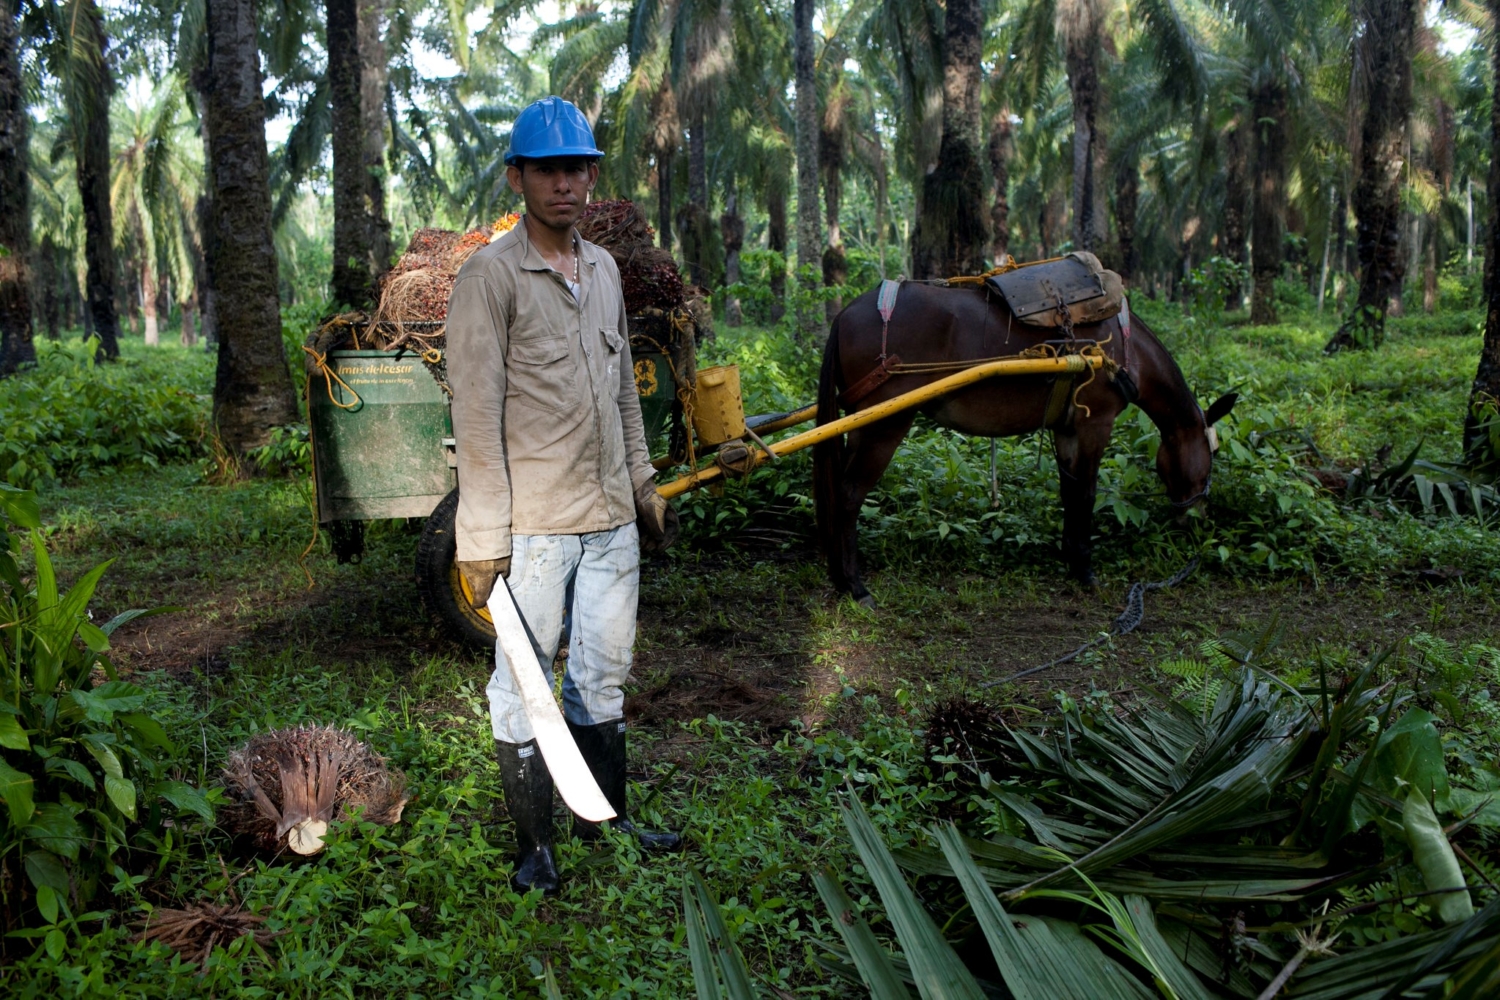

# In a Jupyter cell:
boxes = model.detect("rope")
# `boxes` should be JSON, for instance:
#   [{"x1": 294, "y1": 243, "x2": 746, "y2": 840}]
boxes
[
  {"x1": 301, "y1": 346, "x2": 362, "y2": 410},
  {"x1": 979, "y1": 558, "x2": 1200, "y2": 689},
  {"x1": 943, "y1": 254, "x2": 1065, "y2": 287}
]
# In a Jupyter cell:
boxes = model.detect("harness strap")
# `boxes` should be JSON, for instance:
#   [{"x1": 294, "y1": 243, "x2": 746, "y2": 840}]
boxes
[
  {"x1": 1043, "y1": 374, "x2": 1078, "y2": 428},
  {"x1": 838, "y1": 353, "x2": 903, "y2": 409},
  {"x1": 875, "y1": 278, "x2": 901, "y2": 360}
]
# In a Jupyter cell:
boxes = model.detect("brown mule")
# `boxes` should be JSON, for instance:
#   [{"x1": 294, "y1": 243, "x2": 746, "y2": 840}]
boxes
[{"x1": 812, "y1": 281, "x2": 1235, "y2": 604}]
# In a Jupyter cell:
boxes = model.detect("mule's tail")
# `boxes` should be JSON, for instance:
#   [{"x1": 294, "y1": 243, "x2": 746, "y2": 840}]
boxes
[{"x1": 813, "y1": 321, "x2": 850, "y2": 592}]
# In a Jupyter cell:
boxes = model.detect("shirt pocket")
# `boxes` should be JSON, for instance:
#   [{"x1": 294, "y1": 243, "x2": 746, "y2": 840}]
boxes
[
  {"x1": 602, "y1": 328, "x2": 624, "y2": 400},
  {"x1": 508, "y1": 336, "x2": 575, "y2": 411}
]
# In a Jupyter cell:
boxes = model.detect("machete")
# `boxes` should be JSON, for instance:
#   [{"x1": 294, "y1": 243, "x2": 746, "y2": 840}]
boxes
[{"x1": 486, "y1": 582, "x2": 617, "y2": 823}]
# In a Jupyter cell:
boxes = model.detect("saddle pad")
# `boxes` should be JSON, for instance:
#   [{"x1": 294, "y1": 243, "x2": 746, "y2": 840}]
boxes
[{"x1": 986, "y1": 251, "x2": 1122, "y2": 327}]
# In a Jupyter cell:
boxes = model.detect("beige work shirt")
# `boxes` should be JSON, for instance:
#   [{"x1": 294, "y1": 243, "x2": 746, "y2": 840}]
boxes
[{"x1": 447, "y1": 219, "x2": 653, "y2": 562}]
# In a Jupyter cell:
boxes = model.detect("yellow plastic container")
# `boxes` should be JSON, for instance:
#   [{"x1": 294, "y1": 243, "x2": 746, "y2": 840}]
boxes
[{"x1": 691, "y1": 365, "x2": 747, "y2": 447}]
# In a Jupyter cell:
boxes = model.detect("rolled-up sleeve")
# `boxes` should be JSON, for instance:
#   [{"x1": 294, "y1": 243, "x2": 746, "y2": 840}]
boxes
[
  {"x1": 615, "y1": 298, "x2": 655, "y2": 490},
  {"x1": 447, "y1": 266, "x2": 513, "y2": 561}
]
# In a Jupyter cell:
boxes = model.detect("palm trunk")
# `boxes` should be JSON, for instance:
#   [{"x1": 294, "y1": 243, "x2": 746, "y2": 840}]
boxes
[
  {"x1": 989, "y1": 110, "x2": 1012, "y2": 262},
  {"x1": 720, "y1": 193, "x2": 743, "y2": 326},
  {"x1": 142, "y1": 263, "x2": 159, "y2": 346},
  {"x1": 328, "y1": 0, "x2": 372, "y2": 308},
  {"x1": 1465, "y1": 0, "x2": 1500, "y2": 458},
  {"x1": 1326, "y1": 0, "x2": 1416, "y2": 352},
  {"x1": 72, "y1": 0, "x2": 120, "y2": 358},
  {"x1": 203, "y1": 0, "x2": 299, "y2": 456},
  {"x1": 910, "y1": 0, "x2": 987, "y2": 278},
  {"x1": 821, "y1": 91, "x2": 847, "y2": 322},
  {"x1": 1250, "y1": 77, "x2": 1287, "y2": 325},
  {"x1": 767, "y1": 182, "x2": 787, "y2": 322},
  {"x1": 657, "y1": 152, "x2": 673, "y2": 250},
  {"x1": 681, "y1": 113, "x2": 709, "y2": 287},
  {"x1": 358, "y1": 0, "x2": 390, "y2": 279},
  {"x1": 0, "y1": 0, "x2": 35, "y2": 374},
  {"x1": 38, "y1": 236, "x2": 60, "y2": 340},
  {"x1": 1223, "y1": 114, "x2": 1248, "y2": 307},
  {"x1": 793, "y1": 0, "x2": 821, "y2": 335},
  {"x1": 1114, "y1": 163, "x2": 1138, "y2": 284},
  {"x1": 1061, "y1": 0, "x2": 1106, "y2": 254},
  {"x1": 180, "y1": 292, "x2": 197, "y2": 347}
]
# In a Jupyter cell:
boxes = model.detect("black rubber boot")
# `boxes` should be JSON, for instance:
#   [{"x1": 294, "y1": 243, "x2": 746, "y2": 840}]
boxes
[
  {"x1": 495, "y1": 739, "x2": 560, "y2": 894},
  {"x1": 568, "y1": 719, "x2": 682, "y2": 852}
]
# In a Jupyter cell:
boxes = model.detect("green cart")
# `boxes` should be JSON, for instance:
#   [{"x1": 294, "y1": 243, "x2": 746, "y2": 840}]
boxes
[{"x1": 307, "y1": 346, "x2": 679, "y2": 649}]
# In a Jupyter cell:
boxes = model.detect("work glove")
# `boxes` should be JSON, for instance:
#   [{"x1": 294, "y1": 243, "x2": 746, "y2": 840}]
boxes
[
  {"x1": 635, "y1": 481, "x2": 679, "y2": 553},
  {"x1": 457, "y1": 557, "x2": 510, "y2": 609}
]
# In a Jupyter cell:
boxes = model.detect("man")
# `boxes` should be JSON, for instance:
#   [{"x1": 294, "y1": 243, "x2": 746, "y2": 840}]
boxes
[{"x1": 446, "y1": 96, "x2": 681, "y2": 895}]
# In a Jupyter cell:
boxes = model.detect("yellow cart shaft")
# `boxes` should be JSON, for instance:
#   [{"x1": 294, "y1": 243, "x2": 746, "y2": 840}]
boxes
[{"x1": 657, "y1": 353, "x2": 1103, "y2": 500}]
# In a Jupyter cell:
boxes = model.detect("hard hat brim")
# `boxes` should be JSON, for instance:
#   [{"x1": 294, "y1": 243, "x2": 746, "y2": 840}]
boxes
[{"x1": 504, "y1": 147, "x2": 605, "y2": 166}]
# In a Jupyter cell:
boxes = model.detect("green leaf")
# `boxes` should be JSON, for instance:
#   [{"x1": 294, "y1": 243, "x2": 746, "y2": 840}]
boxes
[
  {"x1": 0, "y1": 757, "x2": 35, "y2": 825},
  {"x1": 81, "y1": 737, "x2": 124, "y2": 779},
  {"x1": 51, "y1": 756, "x2": 95, "y2": 790},
  {"x1": 44, "y1": 927, "x2": 66, "y2": 960},
  {"x1": 1349, "y1": 707, "x2": 1450, "y2": 832},
  {"x1": 23, "y1": 801, "x2": 86, "y2": 861},
  {"x1": 838, "y1": 793, "x2": 988, "y2": 1000},
  {"x1": 105, "y1": 775, "x2": 137, "y2": 821},
  {"x1": 24, "y1": 849, "x2": 69, "y2": 892},
  {"x1": 51, "y1": 558, "x2": 113, "y2": 634},
  {"x1": 100, "y1": 606, "x2": 182, "y2": 637},
  {"x1": 684, "y1": 874, "x2": 724, "y2": 1000},
  {"x1": 0, "y1": 714, "x2": 29, "y2": 751},
  {"x1": 158, "y1": 780, "x2": 213, "y2": 822},
  {"x1": 1121, "y1": 895, "x2": 1216, "y2": 1000},
  {"x1": 543, "y1": 961, "x2": 565, "y2": 1000},
  {"x1": 813, "y1": 867, "x2": 914, "y2": 1000},
  {"x1": 77, "y1": 621, "x2": 110, "y2": 652},
  {"x1": 0, "y1": 484, "x2": 40, "y2": 529},
  {"x1": 30, "y1": 529, "x2": 57, "y2": 617},
  {"x1": 120, "y1": 712, "x2": 175, "y2": 752},
  {"x1": 35, "y1": 884, "x2": 59, "y2": 925},
  {"x1": 686, "y1": 869, "x2": 759, "y2": 1000},
  {"x1": 71, "y1": 681, "x2": 148, "y2": 723}
]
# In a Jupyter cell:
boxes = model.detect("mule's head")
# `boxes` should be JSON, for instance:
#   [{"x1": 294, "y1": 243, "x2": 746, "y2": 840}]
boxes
[{"x1": 1158, "y1": 392, "x2": 1237, "y2": 514}]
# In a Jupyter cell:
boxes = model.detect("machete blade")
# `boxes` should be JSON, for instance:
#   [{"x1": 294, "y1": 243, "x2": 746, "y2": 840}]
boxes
[{"x1": 487, "y1": 583, "x2": 617, "y2": 823}]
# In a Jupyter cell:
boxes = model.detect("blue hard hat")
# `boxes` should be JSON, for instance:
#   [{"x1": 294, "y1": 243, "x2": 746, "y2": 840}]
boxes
[{"x1": 504, "y1": 97, "x2": 604, "y2": 165}]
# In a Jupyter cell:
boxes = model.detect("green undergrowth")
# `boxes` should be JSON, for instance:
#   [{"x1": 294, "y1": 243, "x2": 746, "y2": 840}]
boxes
[{"x1": 0, "y1": 340, "x2": 210, "y2": 491}]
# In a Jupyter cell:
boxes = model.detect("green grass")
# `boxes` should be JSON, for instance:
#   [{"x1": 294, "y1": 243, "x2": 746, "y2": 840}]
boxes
[{"x1": 5, "y1": 306, "x2": 1500, "y2": 996}]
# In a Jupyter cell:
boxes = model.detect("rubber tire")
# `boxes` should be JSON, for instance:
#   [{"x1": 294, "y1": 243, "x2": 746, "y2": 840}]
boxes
[{"x1": 416, "y1": 488, "x2": 498, "y2": 651}]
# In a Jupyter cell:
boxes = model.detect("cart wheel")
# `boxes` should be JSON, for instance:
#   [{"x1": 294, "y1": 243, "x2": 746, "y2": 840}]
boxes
[{"x1": 415, "y1": 489, "x2": 497, "y2": 651}]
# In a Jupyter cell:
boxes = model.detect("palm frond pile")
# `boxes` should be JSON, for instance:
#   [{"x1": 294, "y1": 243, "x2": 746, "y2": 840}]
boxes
[
  {"x1": 694, "y1": 664, "x2": 1500, "y2": 997},
  {"x1": 219, "y1": 725, "x2": 408, "y2": 855}
]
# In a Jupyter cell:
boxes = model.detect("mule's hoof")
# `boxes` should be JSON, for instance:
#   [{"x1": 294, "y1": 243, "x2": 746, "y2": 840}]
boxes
[{"x1": 856, "y1": 593, "x2": 878, "y2": 610}]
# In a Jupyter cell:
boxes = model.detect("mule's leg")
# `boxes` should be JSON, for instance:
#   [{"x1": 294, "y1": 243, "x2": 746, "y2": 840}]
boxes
[
  {"x1": 839, "y1": 414, "x2": 916, "y2": 606},
  {"x1": 1053, "y1": 424, "x2": 1111, "y2": 587}
]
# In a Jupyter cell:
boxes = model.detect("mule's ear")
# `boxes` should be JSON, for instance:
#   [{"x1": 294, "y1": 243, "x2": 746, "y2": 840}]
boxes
[{"x1": 1204, "y1": 391, "x2": 1239, "y2": 426}]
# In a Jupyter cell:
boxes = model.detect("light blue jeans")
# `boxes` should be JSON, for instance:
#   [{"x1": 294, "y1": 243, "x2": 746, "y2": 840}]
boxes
[{"x1": 486, "y1": 523, "x2": 639, "y2": 743}]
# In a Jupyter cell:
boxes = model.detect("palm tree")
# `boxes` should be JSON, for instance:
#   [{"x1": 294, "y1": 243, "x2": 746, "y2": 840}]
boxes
[
  {"x1": 909, "y1": 0, "x2": 987, "y2": 278},
  {"x1": 793, "y1": 0, "x2": 820, "y2": 305},
  {"x1": 1464, "y1": 0, "x2": 1500, "y2": 459},
  {"x1": 25, "y1": 0, "x2": 121, "y2": 357},
  {"x1": 1325, "y1": 0, "x2": 1417, "y2": 352},
  {"x1": 327, "y1": 0, "x2": 391, "y2": 308},
  {"x1": 0, "y1": 0, "x2": 34, "y2": 374},
  {"x1": 201, "y1": 0, "x2": 298, "y2": 456},
  {"x1": 110, "y1": 76, "x2": 201, "y2": 348}
]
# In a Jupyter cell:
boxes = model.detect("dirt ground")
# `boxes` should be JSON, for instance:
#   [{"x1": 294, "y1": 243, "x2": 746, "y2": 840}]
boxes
[{"x1": 91, "y1": 512, "x2": 1499, "y2": 741}]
